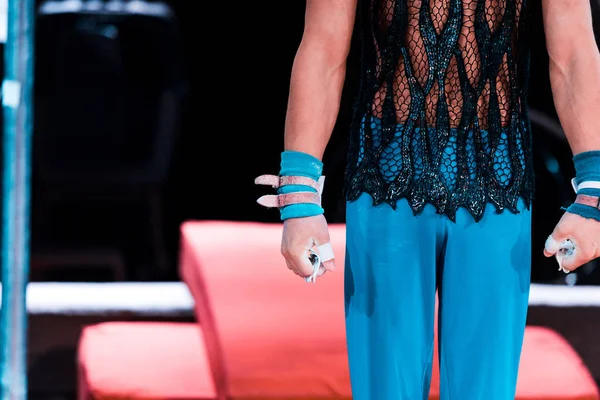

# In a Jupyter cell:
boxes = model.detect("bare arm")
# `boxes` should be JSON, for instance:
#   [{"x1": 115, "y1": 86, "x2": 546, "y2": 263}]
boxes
[
  {"x1": 543, "y1": 0, "x2": 600, "y2": 154},
  {"x1": 284, "y1": 0, "x2": 358, "y2": 160}
]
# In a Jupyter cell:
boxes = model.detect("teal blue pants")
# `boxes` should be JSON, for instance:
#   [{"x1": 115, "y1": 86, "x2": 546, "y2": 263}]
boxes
[{"x1": 344, "y1": 195, "x2": 531, "y2": 400}]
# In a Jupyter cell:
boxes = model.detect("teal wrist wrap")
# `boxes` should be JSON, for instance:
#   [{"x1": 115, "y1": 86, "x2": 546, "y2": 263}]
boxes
[
  {"x1": 278, "y1": 151, "x2": 324, "y2": 220},
  {"x1": 566, "y1": 151, "x2": 600, "y2": 221}
]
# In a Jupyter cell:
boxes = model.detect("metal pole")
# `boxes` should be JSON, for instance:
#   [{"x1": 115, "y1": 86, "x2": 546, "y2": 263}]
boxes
[{"x1": 0, "y1": 0, "x2": 35, "y2": 398}]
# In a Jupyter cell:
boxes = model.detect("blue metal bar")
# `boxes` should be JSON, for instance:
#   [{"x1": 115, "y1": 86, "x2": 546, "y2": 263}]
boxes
[{"x1": 1, "y1": 0, "x2": 35, "y2": 398}]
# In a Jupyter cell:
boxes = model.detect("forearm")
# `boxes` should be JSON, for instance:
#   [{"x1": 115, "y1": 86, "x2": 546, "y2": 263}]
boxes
[
  {"x1": 284, "y1": 43, "x2": 347, "y2": 161},
  {"x1": 549, "y1": 51, "x2": 600, "y2": 154},
  {"x1": 545, "y1": 0, "x2": 600, "y2": 154},
  {"x1": 257, "y1": 0, "x2": 356, "y2": 220}
]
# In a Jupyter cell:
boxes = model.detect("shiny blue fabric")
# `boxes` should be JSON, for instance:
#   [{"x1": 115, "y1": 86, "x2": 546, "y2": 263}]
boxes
[
  {"x1": 344, "y1": 195, "x2": 531, "y2": 400},
  {"x1": 344, "y1": 119, "x2": 531, "y2": 399}
]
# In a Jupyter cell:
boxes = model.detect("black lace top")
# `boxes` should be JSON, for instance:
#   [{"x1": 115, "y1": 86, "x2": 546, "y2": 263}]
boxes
[{"x1": 344, "y1": 0, "x2": 535, "y2": 222}]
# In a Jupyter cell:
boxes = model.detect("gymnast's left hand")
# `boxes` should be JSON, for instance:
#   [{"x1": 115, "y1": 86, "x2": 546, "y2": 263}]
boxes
[
  {"x1": 281, "y1": 214, "x2": 335, "y2": 279},
  {"x1": 544, "y1": 212, "x2": 600, "y2": 271}
]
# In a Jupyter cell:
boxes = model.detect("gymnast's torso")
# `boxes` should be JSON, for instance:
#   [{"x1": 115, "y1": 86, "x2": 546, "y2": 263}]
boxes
[{"x1": 345, "y1": 0, "x2": 534, "y2": 222}]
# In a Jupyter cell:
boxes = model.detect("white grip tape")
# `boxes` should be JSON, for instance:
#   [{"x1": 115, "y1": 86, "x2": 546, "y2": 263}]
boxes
[
  {"x1": 556, "y1": 239, "x2": 575, "y2": 274},
  {"x1": 316, "y1": 242, "x2": 334, "y2": 263},
  {"x1": 304, "y1": 242, "x2": 335, "y2": 284},
  {"x1": 546, "y1": 236, "x2": 575, "y2": 274},
  {"x1": 305, "y1": 250, "x2": 320, "y2": 284},
  {"x1": 545, "y1": 235, "x2": 561, "y2": 254}
]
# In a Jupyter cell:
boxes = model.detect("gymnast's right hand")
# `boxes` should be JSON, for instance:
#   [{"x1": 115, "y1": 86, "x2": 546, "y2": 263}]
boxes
[{"x1": 281, "y1": 214, "x2": 336, "y2": 279}]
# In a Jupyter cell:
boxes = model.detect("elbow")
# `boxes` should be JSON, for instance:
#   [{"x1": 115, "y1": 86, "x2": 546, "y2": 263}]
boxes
[
  {"x1": 546, "y1": 29, "x2": 598, "y2": 80},
  {"x1": 297, "y1": 34, "x2": 350, "y2": 73},
  {"x1": 548, "y1": 39, "x2": 579, "y2": 78},
  {"x1": 548, "y1": 53, "x2": 569, "y2": 86},
  {"x1": 549, "y1": 45, "x2": 600, "y2": 85}
]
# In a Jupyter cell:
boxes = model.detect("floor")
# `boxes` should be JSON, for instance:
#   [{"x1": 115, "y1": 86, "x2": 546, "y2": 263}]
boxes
[{"x1": 17, "y1": 282, "x2": 600, "y2": 399}]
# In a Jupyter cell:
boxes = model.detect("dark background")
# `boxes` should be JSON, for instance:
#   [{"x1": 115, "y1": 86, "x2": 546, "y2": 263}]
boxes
[
  {"x1": 19, "y1": 0, "x2": 600, "y2": 285},
  {"x1": 7, "y1": 2, "x2": 600, "y2": 398}
]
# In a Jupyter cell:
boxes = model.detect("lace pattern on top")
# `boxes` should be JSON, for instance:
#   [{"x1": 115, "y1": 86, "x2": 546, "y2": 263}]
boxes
[{"x1": 345, "y1": 0, "x2": 535, "y2": 222}]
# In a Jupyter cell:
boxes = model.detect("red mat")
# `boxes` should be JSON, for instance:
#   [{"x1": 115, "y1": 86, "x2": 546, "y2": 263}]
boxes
[
  {"x1": 180, "y1": 221, "x2": 350, "y2": 399},
  {"x1": 77, "y1": 322, "x2": 217, "y2": 400},
  {"x1": 514, "y1": 327, "x2": 599, "y2": 400},
  {"x1": 180, "y1": 220, "x2": 599, "y2": 400}
]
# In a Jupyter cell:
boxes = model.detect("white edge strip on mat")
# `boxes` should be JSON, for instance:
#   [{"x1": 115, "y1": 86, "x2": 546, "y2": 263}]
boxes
[
  {"x1": 529, "y1": 283, "x2": 600, "y2": 307},
  {"x1": 0, "y1": 282, "x2": 596, "y2": 316},
  {"x1": 0, "y1": 282, "x2": 195, "y2": 316}
]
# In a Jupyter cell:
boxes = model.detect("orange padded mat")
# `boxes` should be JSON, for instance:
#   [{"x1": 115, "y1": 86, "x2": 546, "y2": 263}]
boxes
[
  {"x1": 180, "y1": 221, "x2": 599, "y2": 400},
  {"x1": 180, "y1": 221, "x2": 350, "y2": 399},
  {"x1": 77, "y1": 322, "x2": 217, "y2": 400}
]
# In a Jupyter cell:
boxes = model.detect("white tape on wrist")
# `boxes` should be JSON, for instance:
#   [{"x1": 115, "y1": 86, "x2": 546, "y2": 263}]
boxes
[{"x1": 571, "y1": 178, "x2": 600, "y2": 193}]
